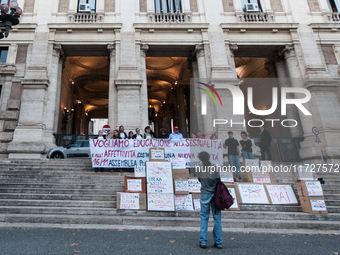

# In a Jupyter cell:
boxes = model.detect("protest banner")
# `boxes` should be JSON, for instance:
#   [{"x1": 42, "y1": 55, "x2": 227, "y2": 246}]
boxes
[
  {"x1": 117, "y1": 193, "x2": 142, "y2": 210},
  {"x1": 89, "y1": 138, "x2": 223, "y2": 168},
  {"x1": 147, "y1": 193, "x2": 175, "y2": 211},
  {"x1": 146, "y1": 162, "x2": 173, "y2": 194}
]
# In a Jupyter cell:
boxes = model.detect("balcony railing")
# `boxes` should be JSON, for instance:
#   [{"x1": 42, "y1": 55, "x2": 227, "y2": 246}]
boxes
[
  {"x1": 150, "y1": 12, "x2": 190, "y2": 23},
  {"x1": 238, "y1": 12, "x2": 274, "y2": 23},
  {"x1": 330, "y1": 12, "x2": 340, "y2": 22},
  {"x1": 69, "y1": 13, "x2": 104, "y2": 23}
]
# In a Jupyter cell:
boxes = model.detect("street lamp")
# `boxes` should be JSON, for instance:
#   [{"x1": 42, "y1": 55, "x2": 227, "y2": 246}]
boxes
[{"x1": 0, "y1": 0, "x2": 22, "y2": 39}]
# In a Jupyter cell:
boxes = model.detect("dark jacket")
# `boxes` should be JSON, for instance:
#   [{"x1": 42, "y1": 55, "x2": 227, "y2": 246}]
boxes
[
  {"x1": 259, "y1": 129, "x2": 272, "y2": 148},
  {"x1": 133, "y1": 134, "x2": 143, "y2": 139},
  {"x1": 158, "y1": 134, "x2": 169, "y2": 139},
  {"x1": 119, "y1": 132, "x2": 128, "y2": 139}
]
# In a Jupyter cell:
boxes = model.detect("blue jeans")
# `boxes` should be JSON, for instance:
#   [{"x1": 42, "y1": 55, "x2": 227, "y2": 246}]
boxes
[
  {"x1": 228, "y1": 155, "x2": 241, "y2": 177},
  {"x1": 199, "y1": 193, "x2": 223, "y2": 245},
  {"x1": 242, "y1": 150, "x2": 254, "y2": 159}
]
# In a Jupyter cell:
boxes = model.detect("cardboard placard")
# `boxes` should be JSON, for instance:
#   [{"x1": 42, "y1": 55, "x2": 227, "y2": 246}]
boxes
[
  {"x1": 175, "y1": 194, "x2": 194, "y2": 211},
  {"x1": 293, "y1": 165, "x2": 317, "y2": 181},
  {"x1": 124, "y1": 176, "x2": 146, "y2": 193},
  {"x1": 238, "y1": 183, "x2": 270, "y2": 204},
  {"x1": 174, "y1": 178, "x2": 189, "y2": 195},
  {"x1": 172, "y1": 169, "x2": 189, "y2": 179},
  {"x1": 193, "y1": 198, "x2": 201, "y2": 211},
  {"x1": 260, "y1": 160, "x2": 272, "y2": 171},
  {"x1": 296, "y1": 181, "x2": 324, "y2": 197},
  {"x1": 116, "y1": 192, "x2": 146, "y2": 210},
  {"x1": 127, "y1": 179, "x2": 142, "y2": 192},
  {"x1": 220, "y1": 171, "x2": 234, "y2": 183},
  {"x1": 170, "y1": 157, "x2": 186, "y2": 169},
  {"x1": 149, "y1": 147, "x2": 165, "y2": 161},
  {"x1": 224, "y1": 183, "x2": 241, "y2": 210},
  {"x1": 242, "y1": 159, "x2": 260, "y2": 182},
  {"x1": 134, "y1": 166, "x2": 146, "y2": 177},
  {"x1": 300, "y1": 196, "x2": 328, "y2": 214},
  {"x1": 305, "y1": 181, "x2": 324, "y2": 196},
  {"x1": 265, "y1": 184, "x2": 299, "y2": 205},
  {"x1": 188, "y1": 179, "x2": 201, "y2": 193},
  {"x1": 146, "y1": 161, "x2": 173, "y2": 194},
  {"x1": 147, "y1": 193, "x2": 175, "y2": 211}
]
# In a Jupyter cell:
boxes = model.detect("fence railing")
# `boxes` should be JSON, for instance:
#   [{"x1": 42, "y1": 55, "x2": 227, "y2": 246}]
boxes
[
  {"x1": 69, "y1": 13, "x2": 104, "y2": 23},
  {"x1": 151, "y1": 12, "x2": 190, "y2": 23},
  {"x1": 238, "y1": 12, "x2": 274, "y2": 22}
]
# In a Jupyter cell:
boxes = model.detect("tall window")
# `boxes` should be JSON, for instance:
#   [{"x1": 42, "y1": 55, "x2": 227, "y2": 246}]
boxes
[
  {"x1": 328, "y1": 0, "x2": 339, "y2": 12},
  {"x1": 155, "y1": 0, "x2": 181, "y2": 13},
  {"x1": 0, "y1": 47, "x2": 8, "y2": 63},
  {"x1": 78, "y1": 0, "x2": 96, "y2": 13},
  {"x1": 241, "y1": 0, "x2": 263, "y2": 11}
]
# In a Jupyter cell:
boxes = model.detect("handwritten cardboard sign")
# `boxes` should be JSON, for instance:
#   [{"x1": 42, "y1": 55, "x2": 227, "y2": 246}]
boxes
[
  {"x1": 134, "y1": 166, "x2": 146, "y2": 177},
  {"x1": 174, "y1": 180, "x2": 189, "y2": 192},
  {"x1": 306, "y1": 181, "x2": 323, "y2": 196},
  {"x1": 175, "y1": 194, "x2": 194, "y2": 211},
  {"x1": 120, "y1": 193, "x2": 140, "y2": 210},
  {"x1": 220, "y1": 171, "x2": 234, "y2": 183},
  {"x1": 311, "y1": 199, "x2": 327, "y2": 211},
  {"x1": 294, "y1": 165, "x2": 317, "y2": 181},
  {"x1": 147, "y1": 193, "x2": 175, "y2": 211},
  {"x1": 260, "y1": 161, "x2": 272, "y2": 171},
  {"x1": 244, "y1": 159, "x2": 260, "y2": 172},
  {"x1": 238, "y1": 183, "x2": 269, "y2": 204},
  {"x1": 228, "y1": 188, "x2": 238, "y2": 209},
  {"x1": 170, "y1": 157, "x2": 186, "y2": 169},
  {"x1": 146, "y1": 162, "x2": 173, "y2": 194},
  {"x1": 150, "y1": 148, "x2": 165, "y2": 160},
  {"x1": 266, "y1": 184, "x2": 298, "y2": 204},
  {"x1": 188, "y1": 179, "x2": 201, "y2": 193},
  {"x1": 193, "y1": 198, "x2": 201, "y2": 211},
  {"x1": 127, "y1": 179, "x2": 142, "y2": 192}
]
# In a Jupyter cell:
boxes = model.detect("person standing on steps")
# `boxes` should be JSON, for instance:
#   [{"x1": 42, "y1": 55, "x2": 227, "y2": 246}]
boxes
[
  {"x1": 224, "y1": 131, "x2": 242, "y2": 181},
  {"x1": 197, "y1": 151, "x2": 223, "y2": 249},
  {"x1": 240, "y1": 131, "x2": 255, "y2": 159},
  {"x1": 259, "y1": 126, "x2": 272, "y2": 160}
]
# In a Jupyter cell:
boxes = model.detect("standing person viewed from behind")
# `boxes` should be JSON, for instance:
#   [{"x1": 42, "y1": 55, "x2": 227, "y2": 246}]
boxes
[
  {"x1": 259, "y1": 126, "x2": 272, "y2": 160},
  {"x1": 119, "y1": 125, "x2": 128, "y2": 139},
  {"x1": 169, "y1": 126, "x2": 183, "y2": 139},
  {"x1": 224, "y1": 131, "x2": 242, "y2": 181},
  {"x1": 239, "y1": 131, "x2": 255, "y2": 159},
  {"x1": 197, "y1": 151, "x2": 222, "y2": 249},
  {"x1": 158, "y1": 128, "x2": 169, "y2": 138},
  {"x1": 133, "y1": 128, "x2": 143, "y2": 139}
]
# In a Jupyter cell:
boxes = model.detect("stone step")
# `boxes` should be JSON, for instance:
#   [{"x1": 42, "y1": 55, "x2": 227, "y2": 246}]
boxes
[
  {"x1": 0, "y1": 188, "x2": 121, "y2": 195},
  {"x1": 0, "y1": 183, "x2": 124, "y2": 189},
  {"x1": 0, "y1": 193, "x2": 116, "y2": 201},
  {"x1": 0, "y1": 199, "x2": 114, "y2": 208},
  {"x1": 2, "y1": 213, "x2": 340, "y2": 230},
  {"x1": 324, "y1": 200, "x2": 340, "y2": 206},
  {"x1": 0, "y1": 178, "x2": 126, "y2": 184},
  {"x1": 324, "y1": 194, "x2": 340, "y2": 200}
]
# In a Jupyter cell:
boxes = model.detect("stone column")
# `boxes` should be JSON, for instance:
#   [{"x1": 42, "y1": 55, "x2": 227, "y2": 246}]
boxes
[
  {"x1": 140, "y1": 44, "x2": 149, "y2": 130},
  {"x1": 107, "y1": 44, "x2": 117, "y2": 134},
  {"x1": 176, "y1": 85, "x2": 188, "y2": 138},
  {"x1": 274, "y1": 52, "x2": 303, "y2": 138},
  {"x1": 42, "y1": 44, "x2": 64, "y2": 150}
]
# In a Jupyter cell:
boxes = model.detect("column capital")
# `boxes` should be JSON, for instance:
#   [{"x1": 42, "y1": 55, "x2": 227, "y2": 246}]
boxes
[
  {"x1": 229, "y1": 44, "x2": 238, "y2": 56},
  {"x1": 140, "y1": 44, "x2": 149, "y2": 57},
  {"x1": 264, "y1": 59, "x2": 276, "y2": 73},
  {"x1": 278, "y1": 44, "x2": 295, "y2": 59},
  {"x1": 53, "y1": 43, "x2": 64, "y2": 57},
  {"x1": 107, "y1": 44, "x2": 115, "y2": 57},
  {"x1": 194, "y1": 44, "x2": 205, "y2": 58}
]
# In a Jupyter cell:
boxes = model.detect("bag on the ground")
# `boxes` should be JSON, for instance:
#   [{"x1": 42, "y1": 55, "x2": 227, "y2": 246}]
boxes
[{"x1": 215, "y1": 181, "x2": 234, "y2": 210}]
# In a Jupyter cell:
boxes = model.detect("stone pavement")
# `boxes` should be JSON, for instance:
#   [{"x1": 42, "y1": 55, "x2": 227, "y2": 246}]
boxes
[{"x1": 0, "y1": 227, "x2": 339, "y2": 255}]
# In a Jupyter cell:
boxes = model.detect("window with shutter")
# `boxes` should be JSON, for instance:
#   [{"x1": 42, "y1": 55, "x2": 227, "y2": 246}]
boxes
[{"x1": 154, "y1": 0, "x2": 182, "y2": 13}]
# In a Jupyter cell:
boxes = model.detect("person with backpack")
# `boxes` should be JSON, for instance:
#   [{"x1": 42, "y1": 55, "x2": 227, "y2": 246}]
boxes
[{"x1": 197, "y1": 151, "x2": 223, "y2": 249}]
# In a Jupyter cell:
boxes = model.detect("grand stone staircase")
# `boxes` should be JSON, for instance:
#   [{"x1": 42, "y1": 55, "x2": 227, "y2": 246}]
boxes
[{"x1": 0, "y1": 159, "x2": 339, "y2": 234}]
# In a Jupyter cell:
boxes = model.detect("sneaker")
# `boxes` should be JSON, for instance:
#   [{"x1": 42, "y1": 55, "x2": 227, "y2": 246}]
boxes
[
  {"x1": 214, "y1": 243, "x2": 222, "y2": 249},
  {"x1": 199, "y1": 243, "x2": 207, "y2": 249}
]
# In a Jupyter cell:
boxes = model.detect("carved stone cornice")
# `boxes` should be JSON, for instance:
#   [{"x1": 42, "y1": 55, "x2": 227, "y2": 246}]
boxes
[
  {"x1": 278, "y1": 44, "x2": 295, "y2": 59},
  {"x1": 53, "y1": 43, "x2": 64, "y2": 57}
]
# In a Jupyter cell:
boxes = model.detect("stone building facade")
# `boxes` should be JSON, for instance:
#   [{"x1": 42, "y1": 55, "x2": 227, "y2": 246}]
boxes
[{"x1": 0, "y1": 0, "x2": 339, "y2": 163}]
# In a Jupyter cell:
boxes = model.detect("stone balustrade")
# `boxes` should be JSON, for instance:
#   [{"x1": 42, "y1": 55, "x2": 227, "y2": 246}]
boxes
[
  {"x1": 150, "y1": 12, "x2": 190, "y2": 23},
  {"x1": 69, "y1": 13, "x2": 104, "y2": 23}
]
